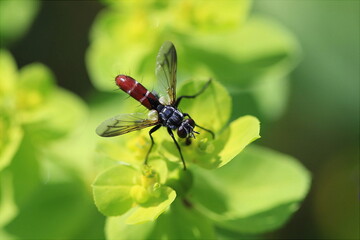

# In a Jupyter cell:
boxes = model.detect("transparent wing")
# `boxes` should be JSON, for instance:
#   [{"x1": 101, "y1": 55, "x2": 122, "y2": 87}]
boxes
[
  {"x1": 96, "y1": 113, "x2": 159, "y2": 137},
  {"x1": 155, "y1": 41, "x2": 177, "y2": 105}
]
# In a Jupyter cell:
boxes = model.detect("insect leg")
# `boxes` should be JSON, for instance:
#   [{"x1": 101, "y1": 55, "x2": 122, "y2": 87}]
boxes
[
  {"x1": 144, "y1": 124, "x2": 162, "y2": 165},
  {"x1": 195, "y1": 124, "x2": 215, "y2": 139},
  {"x1": 167, "y1": 127, "x2": 187, "y2": 170},
  {"x1": 174, "y1": 79, "x2": 212, "y2": 107},
  {"x1": 183, "y1": 113, "x2": 215, "y2": 139}
]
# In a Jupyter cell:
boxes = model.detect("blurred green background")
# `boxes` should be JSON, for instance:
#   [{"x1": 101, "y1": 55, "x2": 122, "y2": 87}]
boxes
[{"x1": 1, "y1": 0, "x2": 358, "y2": 239}]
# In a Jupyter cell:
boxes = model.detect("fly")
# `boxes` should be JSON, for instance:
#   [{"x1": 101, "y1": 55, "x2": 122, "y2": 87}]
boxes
[{"x1": 96, "y1": 41, "x2": 214, "y2": 170}]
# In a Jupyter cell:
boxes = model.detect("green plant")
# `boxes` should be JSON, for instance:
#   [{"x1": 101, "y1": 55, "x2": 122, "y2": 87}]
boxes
[
  {"x1": 0, "y1": 0, "x2": 312, "y2": 239},
  {"x1": 91, "y1": 76, "x2": 309, "y2": 239},
  {"x1": 86, "y1": 1, "x2": 310, "y2": 239},
  {"x1": 0, "y1": 50, "x2": 101, "y2": 239},
  {"x1": 83, "y1": 0, "x2": 312, "y2": 239}
]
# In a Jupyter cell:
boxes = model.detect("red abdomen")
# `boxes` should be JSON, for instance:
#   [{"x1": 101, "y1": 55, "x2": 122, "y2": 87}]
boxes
[{"x1": 115, "y1": 75, "x2": 159, "y2": 110}]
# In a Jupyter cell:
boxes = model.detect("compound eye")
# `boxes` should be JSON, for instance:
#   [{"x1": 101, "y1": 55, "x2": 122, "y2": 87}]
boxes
[
  {"x1": 186, "y1": 118, "x2": 195, "y2": 127},
  {"x1": 177, "y1": 126, "x2": 187, "y2": 138}
]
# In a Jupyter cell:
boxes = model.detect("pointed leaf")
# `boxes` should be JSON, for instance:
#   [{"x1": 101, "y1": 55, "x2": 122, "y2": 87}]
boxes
[
  {"x1": 217, "y1": 115, "x2": 261, "y2": 168},
  {"x1": 178, "y1": 115, "x2": 260, "y2": 169}
]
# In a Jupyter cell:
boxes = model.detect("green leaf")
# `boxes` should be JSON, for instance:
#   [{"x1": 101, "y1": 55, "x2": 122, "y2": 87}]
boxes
[
  {"x1": 180, "y1": 16, "x2": 300, "y2": 121},
  {"x1": 86, "y1": 9, "x2": 158, "y2": 92},
  {"x1": 106, "y1": 199, "x2": 216, "y2": 240},
  {"x1": 0, "y1": 0, "x2": 40, "y2": 45},
  {"x1": 216, "y1": 115, "x2": 261, "y2": 168},
  {"x1": 0, "y1": 49, "x2": 17, "y2": 95},
  {"x1": 149, "y1": 159, "x2": 169, "y2": 184},
  {"x1": 0, "y1": 171, "x2": 18, "y2": 228},
  {"x1": 191, "y1": 145, "x2": 311, "y2": 233},
  {"x1": 92, "y1": 165, "x2": 137, "y2": 216},
  {"x1": 86, "y1": 37, "x2": 152, "y2": 92},
  {"x1": 5, "y1": 181, "x2": 104, "y2": 240},
  {"x1": 0, "y1": 111, "x2": 23, "y2": 171},
  {"x1": 86, "y1": 0, "x2": 252, "y2": 92},
  {"x1": 7, "y1": 136, "x2": 41, "y2": 206},
  {"x1": 16, "y1": 63, "x2": 55, "y2": 121},
  {"x1": 184, "y1": 16, "x2": 300, "y2": 88},
  {"x1": 44, "y1": 94, "x2": 135, "y2": 184},
  {"x1": 158, "y1": 78, "x2": 259, "y2": 169},
  {"x1": 149, "y1": 199, "x2": 217, "y2": 239},
  {"x1": 126, "y1": 186, "x2": 176, "y2": 224},
  {"x1": 22, "y1": 88, "x2": 88, "y2": 141},
  {"x1": 0, "y1": 230, "x2": 15, "y2": 240},
  {"x1": 177, "y1": 78, "x2": 232, "y2": 133},
  {"x1": 165, "y1": 168, "x2": 193, "y2": 197},
  {"x1": 96, "y1": 131, "x2": 153, "y2": 167},
  {"x1": 251, "y1": 76, "x2": 290, "y2": 121},
  {"x1": 177, "y1": 115, "x2": 260, "y2": 169},
  {"x1": 106, "y1": 213, "x2": 155, "y2": 240},
  {"x1": 168, "y1": 0, "x2": 251, "y2": 33},
  {"x1": 18, "y1": 63, "x2": 55, "y2": 97}
]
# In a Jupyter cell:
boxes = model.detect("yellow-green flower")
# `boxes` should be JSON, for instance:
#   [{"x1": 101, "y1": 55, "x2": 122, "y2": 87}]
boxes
[
  {"x1": 92, "y1": 161, "x2": 176, "y2": 224},
  {"x1": 90, "y1": 57, "x2": 309, "y2": 237},
  {"x1": 87, "y1": 2, "x2": 308, "y2": 238},
  {"x1": 0, "y1": 49, "x2": 87, "y2": 171},
  {"x1": 158, "y1": 78, "x2": 260, "y2": 169},
  {"x1": 91, "y1": 78, "x2": 260, "y2": 227}
]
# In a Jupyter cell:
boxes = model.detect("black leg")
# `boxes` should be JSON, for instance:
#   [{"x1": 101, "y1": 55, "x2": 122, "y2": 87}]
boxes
[
  {"x1": 174, "y1": 79, "x2": 212, "y2": 107},
  {"x1": 183, "y1": 113, "x2": 215, "y2": 139},
  {"x1": 167, "y1": 127, "x2": 187, "y2": 170},
  {"x1": 144, "y1": 125, "x2": 161, "y2": 165},
  {"x1": 183, "y1": 113, "x2": 191, "y2": 118},
  {"x1": 195, "y1": 124, "x2": 215, "y2": 139}
]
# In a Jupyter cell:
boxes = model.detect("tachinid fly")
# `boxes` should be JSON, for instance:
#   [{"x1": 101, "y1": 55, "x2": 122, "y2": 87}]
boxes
[{"x1": 96, "y1": 41, "x2": 214, "y2": 170}]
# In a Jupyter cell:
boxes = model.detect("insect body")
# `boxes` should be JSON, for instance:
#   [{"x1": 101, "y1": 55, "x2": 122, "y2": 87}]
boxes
[
  {"x1": 115, "y1": 75, "x2": 159, "y2": 110},
  {"x1": 96, "y1": 41, "x2": 214, "y2": 170}
]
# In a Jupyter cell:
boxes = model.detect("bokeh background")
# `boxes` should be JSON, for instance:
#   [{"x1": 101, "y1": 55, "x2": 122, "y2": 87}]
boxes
[{"x1": 1, "y1": 0, "x2": 358, "y2": 239}]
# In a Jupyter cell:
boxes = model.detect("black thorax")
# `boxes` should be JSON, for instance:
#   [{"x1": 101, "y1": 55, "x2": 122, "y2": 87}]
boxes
[{"x1": 157, "y1": 105, "x2": 184, "y2": 130}]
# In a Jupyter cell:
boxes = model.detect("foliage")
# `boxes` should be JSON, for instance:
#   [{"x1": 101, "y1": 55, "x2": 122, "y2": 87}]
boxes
[
  {"x1": 87, "y1": 0, "x2": 300, "y2": 121},
  {"x1": 0, "y1": 50, "x2": 104, "y2": 239},
  {"x1": 0, "y1": 50, "x2": 86, "y2": 170},
  {"x1": 0, "y1": 0, "x2": 312, "y2": 239},
  {"x1": 91, "y1": 79, "x2": 309, "y2": 239},
  {"x1": 85, "y1": 1, "x2": 309, "y2": 239},
  {"x1": 0, "y1": 0, "x2": 40, "y2": 46}
]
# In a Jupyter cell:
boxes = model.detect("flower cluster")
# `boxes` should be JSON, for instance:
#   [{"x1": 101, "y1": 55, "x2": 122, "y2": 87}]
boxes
[
  {"x1": 0, "y1": 50, "x2": 86, "y2": 171},
  {"x1": 87, "y1": 1, "x2": 310, "y2": 239},
  {"x1": 92, "y1": 78, "x2": 261, "y2": 234}
]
